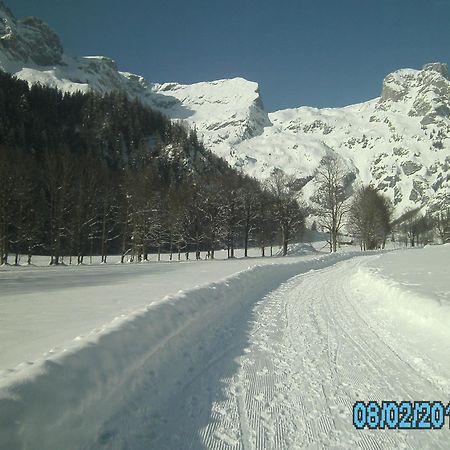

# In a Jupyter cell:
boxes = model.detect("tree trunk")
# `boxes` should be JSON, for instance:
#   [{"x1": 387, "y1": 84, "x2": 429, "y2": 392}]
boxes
[
  {"x1": 120, "y1": 230, "x2": 127, "y2": 263},
  {"x1": 244, "y1": 220, "x2": 250, "y2": 257},
  {"x1": 101, "y1": 212, "x2": 107, "y2": 263},
  {"x1": 282, "y1": 224, "x2": 289, "y2": 256}
]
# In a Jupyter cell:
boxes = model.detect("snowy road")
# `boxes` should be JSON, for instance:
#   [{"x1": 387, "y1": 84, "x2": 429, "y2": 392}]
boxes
[{"x1": 96, "y1": 255, "x2": 450, "y2": 449}]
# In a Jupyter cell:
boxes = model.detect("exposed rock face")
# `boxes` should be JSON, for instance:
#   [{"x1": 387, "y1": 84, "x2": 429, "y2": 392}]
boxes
[
  {"x1": 0, "y1": 3, "x2": 63, "y2": 66},
  {"x1": 401, "y1": 161, "x2": 423, "y2": 176},
  {"x1": 423, "y1": 62, "x2": 449, "y2": 79},
  {"x1": 379, "y1": 63, "x2": 450, "y2": 128},
  {"x1": 380, "y1": 69, "x2": 416, "y2": 103},
  {"x1": 0, "y1": 1, "x2": 448, "y2": 216}
]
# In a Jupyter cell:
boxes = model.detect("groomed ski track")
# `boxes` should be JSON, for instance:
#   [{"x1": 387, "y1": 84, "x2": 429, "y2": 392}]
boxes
[
  {"x1": 2, "y1": 253, "x2": 449, "y2": 449},
  {"x1": 114, "y1": 257, "x2": 449, "y2": 450}
]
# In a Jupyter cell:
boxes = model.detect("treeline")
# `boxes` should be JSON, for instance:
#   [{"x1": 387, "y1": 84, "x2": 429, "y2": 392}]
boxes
[
  {"x1": 0, "y1": 72, "x2": 305, "y2": 265},
  {"x1": 390, "y1": 207, "x2": 450, "y2": 247}
]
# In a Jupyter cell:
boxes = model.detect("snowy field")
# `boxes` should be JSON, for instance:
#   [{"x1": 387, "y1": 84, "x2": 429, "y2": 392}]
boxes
[
  {"x1": 0, "y1": 244, "x2": 449, "y2": 449},
  {"x1": 0, "y1": 246, "x2": 293, "y2": 371}
]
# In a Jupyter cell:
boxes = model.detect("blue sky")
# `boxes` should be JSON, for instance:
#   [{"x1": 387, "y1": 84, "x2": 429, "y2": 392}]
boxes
[{"x1": 9, "y1": 0, "x2": 450, "y2": 111}]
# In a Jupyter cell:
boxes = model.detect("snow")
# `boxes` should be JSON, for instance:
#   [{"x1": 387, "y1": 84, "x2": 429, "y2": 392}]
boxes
[
  {"x1": 0, "y1": 250, "x2": 357, "y2": 449},
  {"x1": 275, "y1": 241, "x2": 318, "y2": 256},
  {"x1": 363, "y1": 243, "x2": 450, "y2": 310},
  {"x1": 351, "y1": 244, "x2": 450, "y2": 395},
  {"x1": 150, "y1": 77, "x2": 272, "y2": 160},
  {"x1": 0, "y1": 249, "x2": 289, "y2": 372},
  {"x1": 14, "y1": 66, "x2": 91, "y2": 93},
  {"x1": 1, "y1": 244, "x2": 450, "y2": 448}
]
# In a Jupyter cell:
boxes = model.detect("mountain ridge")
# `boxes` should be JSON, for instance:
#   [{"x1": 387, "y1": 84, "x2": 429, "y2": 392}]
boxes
[{"x1": 1, "y1": 2, "x2": 449, "y2": 216}]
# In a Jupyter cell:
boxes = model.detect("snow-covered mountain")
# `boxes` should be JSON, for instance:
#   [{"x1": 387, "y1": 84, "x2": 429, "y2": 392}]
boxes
[
  {"x1": 233, "y1": 63, "x2": 450, "y2": 214},
  {"x1": 1, "y1": 1, "x2": 449, "y2": 215}
]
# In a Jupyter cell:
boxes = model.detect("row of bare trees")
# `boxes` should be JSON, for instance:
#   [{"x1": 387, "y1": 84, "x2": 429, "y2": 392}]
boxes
[
  {"x1": 391, "y1": 207, "x2": 450, "y2": 247},
  {"x1": 116, "y1": 168, "x2": 305, "y2": 263},
  {"x1": 0, "y1": 145, "x2": 306, "y2": 265}
]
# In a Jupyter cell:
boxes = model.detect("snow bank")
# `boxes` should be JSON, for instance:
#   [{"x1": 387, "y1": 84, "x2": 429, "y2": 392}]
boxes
[
  {"x1": 350, "y1": 245, "x2": 450, "y2": 392},
  {"x1": 351, "y1": 255, "x2": 450, "y2": 335},
  {"x1": 276, "y1": 242, "x2": 318, "y2": 256},
  {"x1": 0, "y1": 252, "x2": 358, "y2": 449}
]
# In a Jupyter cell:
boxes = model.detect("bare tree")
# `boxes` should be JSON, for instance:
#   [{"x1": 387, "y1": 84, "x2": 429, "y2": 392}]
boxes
[
  {"x1": 164, "y1": 185, "x2": 189, "y2": 261},
  {"x1": 432, "y1": 208, "x2": 450, "y2": 244},
  {"x1": 254, "y1": 189, "x2": 274, "y2": 257},
  {"x1": 41, "y1": 148, "x2": 75, "y2": 265},
  {"x1": 391, "y1": 208, "x2": 421, "y2": 247},
  {"x1": 348, "y1": 185, "x2": 393, "y2": 250},
  {"x1": 70, "y1": 157, "x2": 101, "y2": 265},
  {"x1": 0, "y1": 147, "x2": 15, "y2": 265},
  {"x1": 9, "y1": 149, "x2": 41, "y2": 265},
  {"x1": 184, "y1": 182, "x2": 207, "y2": 260},
  {"x1": 312, "y1": 154, "x2": 352, "y2": 252},
  {"x1": 197, "y1": 178, "x2": 226, "y2": 260},
  {"x1": 221, "y1": 178, "x2": 243, "y2": 259},
  {"x1": 98, "y1": 173, "x2": 119, "y2": 264},
  {"x1": 240, "y1": 180, "x2": 260, "y2": 257},
  {"x1": 265, "y1": 170, "x2": 305, "y2": 256}
]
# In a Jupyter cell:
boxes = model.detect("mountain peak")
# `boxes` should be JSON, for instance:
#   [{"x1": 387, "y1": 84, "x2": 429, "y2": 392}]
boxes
[
  {"x1": 379, "y1": 63, "x2": 450, "y2": 123},
  {"x1": 423, "y1": 62, "x2": 449, "y2": 79},
  {"x1": 0, "y1": 1, "x2": 14, "y2": 20},
  {"x1": 151, "y1": 77, "x2": 272, "y2": 151},
  {"x1": 0, "y1": 4, "x2": 63, "y2": 67}
]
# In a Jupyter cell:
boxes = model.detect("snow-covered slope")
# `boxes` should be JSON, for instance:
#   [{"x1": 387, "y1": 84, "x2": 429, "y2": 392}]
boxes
[
  {"x1": 252, "y1": 63, "x2": 450, "y2": 214},
  {"x1": 1, "y1": 1, "x2": 449, "y2": 215},
  {"x1": 151, "y1": 78, "x2": 272, "y2": 161}
]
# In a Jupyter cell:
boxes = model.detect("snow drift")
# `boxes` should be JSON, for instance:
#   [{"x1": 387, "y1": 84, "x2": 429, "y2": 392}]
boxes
[
  {"x1": 275, "y1": 242, "x2": 318, "y2": 256},
  {"x1": 0, "y1": 252, "x2": 359, "y2": 449},
  {"x1": 349, "y1": 244, "x2": 450, "y2": 396},
  {"x1": 351, "y1": 251, "x2": 450, "y2": 335}
]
